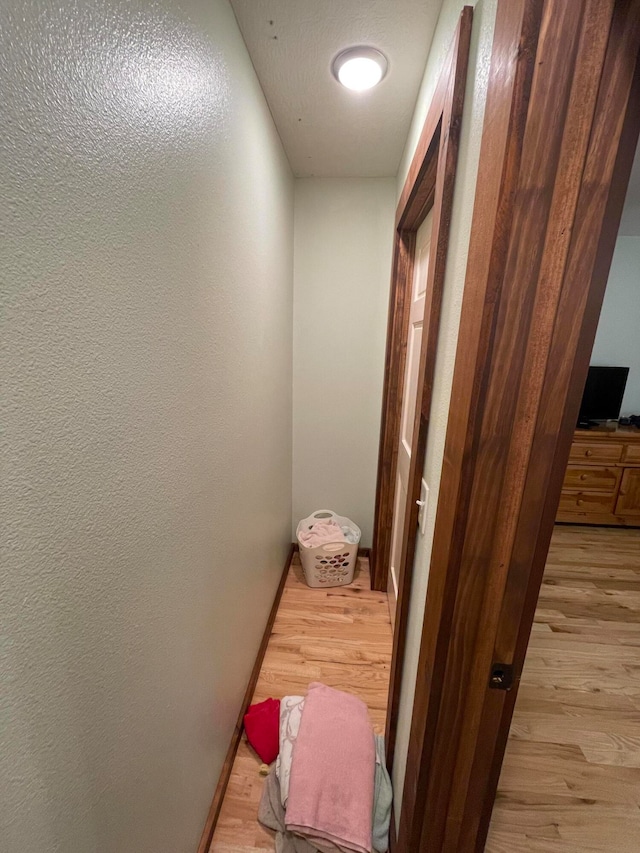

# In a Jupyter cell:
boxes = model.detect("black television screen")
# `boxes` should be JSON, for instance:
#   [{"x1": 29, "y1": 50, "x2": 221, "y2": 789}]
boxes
[{"x1": 578, "y1": 366, "x2": 629, "y2": 426}]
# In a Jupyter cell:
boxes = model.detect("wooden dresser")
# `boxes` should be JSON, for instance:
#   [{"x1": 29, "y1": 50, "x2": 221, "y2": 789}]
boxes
[{"x1": 557, "y1": 426, "x2": 640, "y2": 527}]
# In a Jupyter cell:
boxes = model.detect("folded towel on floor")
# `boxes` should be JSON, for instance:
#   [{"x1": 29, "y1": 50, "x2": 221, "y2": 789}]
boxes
[
  {"x1": 265, "y1": 700, "x2": 392, "y2": 853},
  {"x1": 260, "y1": 769, "x2": 351, "y2": 853},
  {"x1": 298, "y1": 520, "x2": 345, "y2": 548},
  {"x1": 276, "y1": 695, "x2": 306, "y2": 807},
  {"x1": 285, "y1": 683, "x2": 375, "y2": 853},
  {"x1": 262, "y1": 753, "x2": 392, "y2": 853},
  {"x1": 244, "y1": 698, "x2": 280, "y2": 764}
]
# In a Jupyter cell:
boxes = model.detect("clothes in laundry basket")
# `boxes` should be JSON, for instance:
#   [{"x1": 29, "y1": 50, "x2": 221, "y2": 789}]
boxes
[
  {"x1": 297, "y1": 519, "x2": 346, "y2": 548},
  {"x1": 341, "y1": 526, "x2": 359, "y2": 544}
]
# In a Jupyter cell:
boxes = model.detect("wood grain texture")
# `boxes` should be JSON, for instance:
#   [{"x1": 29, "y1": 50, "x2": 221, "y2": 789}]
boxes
[
  {"x1": 395, "y1": 0, "x2": 640, "y2": 850},
  {"x1": 208, "y1": 554, "x2": 392, "y2": 852},
  {"x1": 381, "y1": 9, "x2": 474, "y2": 776},
  {"x1": 370, "y1": 8, "x2": 473, "y2": 596},
  {"x1": 371, "y1": 230, "x2": 416, "y2": 591},
  {"x1": 197, "y1": 545, "x2": 296, "y2": 853},
  {"x1": 486, "y1": 524, "x2": 640, "y2": 853},
  {"x1": 394, "y1": 1, "x2": 541, "y2": 847},
  {"x1": 483, "y1": 2, "x2": 640, "y2": 847},
  {"x1": 558, "y1": 427, "x2": 640, "y2": 526}
]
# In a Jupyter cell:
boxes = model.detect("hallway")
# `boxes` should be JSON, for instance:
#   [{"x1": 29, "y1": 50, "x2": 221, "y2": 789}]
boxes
[{"x1": 210, "y1": 554, "x2": 392, "y2": 851}]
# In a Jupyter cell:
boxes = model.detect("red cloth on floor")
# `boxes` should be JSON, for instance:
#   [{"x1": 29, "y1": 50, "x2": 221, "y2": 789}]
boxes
[{"x1": 243, "y1": 698, "x2": 280, "y2": 764}]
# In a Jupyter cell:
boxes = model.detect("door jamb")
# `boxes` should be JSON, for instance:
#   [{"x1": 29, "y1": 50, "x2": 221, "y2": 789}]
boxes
[
  {"x1": 392, "y1": 0, "x2": 640, "y2": 850},
  {"x1": 371, "y1": 9, "x2": 473, "y2": 598},
  {"x1": 368, "y1": 7, "x2": 474, "y2": 770}
]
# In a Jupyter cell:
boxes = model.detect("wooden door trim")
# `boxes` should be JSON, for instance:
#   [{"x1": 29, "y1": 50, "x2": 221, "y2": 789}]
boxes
[
  {"x1": 369, "y1": 5, "x2": 473, "y2": 767},
  {"x1": 371, "y1": 11, "x2": 472, "y2": 599},
  {"x1": 393, "y1": 0, "x2": 640, "y2": 850}
]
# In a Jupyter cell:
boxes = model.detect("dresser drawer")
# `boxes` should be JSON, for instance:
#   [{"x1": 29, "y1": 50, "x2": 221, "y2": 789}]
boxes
[
  {"x1": 568, "y1": 442, "x2": 624, "y2": 464},
  {"x1": 622, "y1": 443, "x2": 640, "y2": 465},
  {"x1": 558, "y1": 491, "x2": 616, "y2": 514},
  {"x1": 563, "y1": 465, "x2": 620, "y2": 493}
]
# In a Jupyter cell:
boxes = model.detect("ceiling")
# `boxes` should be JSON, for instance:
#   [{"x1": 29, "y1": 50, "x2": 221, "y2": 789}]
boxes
[{"x1": 229, "y1": 0, "x2": 444, "y2": 177}]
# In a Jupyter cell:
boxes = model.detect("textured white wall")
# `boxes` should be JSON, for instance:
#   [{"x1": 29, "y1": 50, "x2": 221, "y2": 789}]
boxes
[
  {"x1": 0, "y1": 1, "x2": 293, "y2": 851},
  {"x1": 390, "y1": 0, "x2": 497, "y2": 822},
  {"x1": 591, "y1": 237, "x2": 640, "y2": 415},
  {"x1": 619, "y1": 200, "x2": 640, "y2": 237},
  {"x1": 292, "y1": 178, "x2": 395, "y2": 546},
  {"x1": 619, "y1": 147, "x2": 640, "y2": 236}
]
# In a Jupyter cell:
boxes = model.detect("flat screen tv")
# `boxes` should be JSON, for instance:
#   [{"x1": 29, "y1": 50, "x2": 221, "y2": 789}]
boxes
[{"x1": 578, "y1": 365, "x2": 629, "y2": 428}]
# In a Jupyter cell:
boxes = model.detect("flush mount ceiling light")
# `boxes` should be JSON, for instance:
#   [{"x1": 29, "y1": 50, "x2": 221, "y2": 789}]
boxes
[{"x1": 332, "y1": 47, "x2": 388, "y2": 91}]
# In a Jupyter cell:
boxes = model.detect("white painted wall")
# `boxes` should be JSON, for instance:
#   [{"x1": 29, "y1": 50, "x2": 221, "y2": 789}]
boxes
[
  {"x1": 390, "y1": 0, "x2": 498, "y2": 823},
  {"x1": 0, "y1": 1, "x2": 293, "y2": 851},
  {"x1": 591, "y1": 237, "x2": 640, "y2": 415},
  {"x1": 619, "y1": 145, "x2": 640, "y2": 236},
  {"x1": 292, "y1": 178, "x2": 396, "y2": 547},
  {"x1": 619, "y1": 200, "x2": 640, "y2": 237}
]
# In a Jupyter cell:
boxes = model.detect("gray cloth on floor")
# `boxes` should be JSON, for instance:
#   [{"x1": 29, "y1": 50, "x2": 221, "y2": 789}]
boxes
[
  {"x1": 372, "y1": 735, "x2": 392, "y2": 853},
  {"x1": 258, "y1": 768, "x2": 319, "y2": 853}
]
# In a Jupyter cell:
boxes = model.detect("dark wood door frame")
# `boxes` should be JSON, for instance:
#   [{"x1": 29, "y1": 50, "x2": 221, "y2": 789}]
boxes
[
  {"x1": 391, "y1": 1, "x2": 640, "y2": 851},
  {"x1": 368, "y1": 6, "x2": 474, "y2": 794},
  {"x1": 371, "y1": 10, "x2": 473, "y2": 600},
  {"x1": 370, "y1": 13, "x2": 474, "y2": 781}
]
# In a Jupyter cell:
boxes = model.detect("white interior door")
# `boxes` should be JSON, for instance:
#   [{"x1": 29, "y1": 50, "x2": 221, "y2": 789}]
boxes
[{"x1": 387, "y1": 211, "x2": 433, "y2": 629}]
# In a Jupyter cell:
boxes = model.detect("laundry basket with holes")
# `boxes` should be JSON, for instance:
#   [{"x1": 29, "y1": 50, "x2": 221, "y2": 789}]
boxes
[{"x1": 296, "y1": 510, "x2": 361, "y2": 588}]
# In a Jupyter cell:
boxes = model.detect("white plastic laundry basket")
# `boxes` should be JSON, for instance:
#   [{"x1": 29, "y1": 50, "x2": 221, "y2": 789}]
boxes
[{"x1": 296, "y1": 509, "x2": 361, "y2": 588}]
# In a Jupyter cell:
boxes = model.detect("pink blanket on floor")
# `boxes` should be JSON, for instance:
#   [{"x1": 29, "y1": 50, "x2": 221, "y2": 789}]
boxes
[{"x1": 285, "y1": 683, "x2": 374, "y2": 853}]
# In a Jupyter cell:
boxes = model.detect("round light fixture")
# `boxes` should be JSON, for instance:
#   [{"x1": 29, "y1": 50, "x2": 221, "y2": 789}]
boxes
[{"x1": 332, "y1": 47, "x2": 388, "y2": 91}]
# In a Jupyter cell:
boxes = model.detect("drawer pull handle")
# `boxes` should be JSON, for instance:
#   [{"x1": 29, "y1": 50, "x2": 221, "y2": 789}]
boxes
[
  {"x1": 585, "y1": 450, "x2": 592, "y2": 457},
  {"x1": 580, "y1": 473, "x2": 587, "y2": 480},
  {"x1": 577, "y1": 499, "x2": 584, "y2": 506}
]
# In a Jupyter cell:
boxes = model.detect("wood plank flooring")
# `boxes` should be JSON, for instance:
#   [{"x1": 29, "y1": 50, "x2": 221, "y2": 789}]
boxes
[
  {"x1": 209, "y1": 554, "x2": 392, "y2": 852},
  {"x1": 210, "y1": 527, "x2": 638, "y2": 851},
  {"x1": 486, "y1": 525, "x2": 640, "y2": 853}
]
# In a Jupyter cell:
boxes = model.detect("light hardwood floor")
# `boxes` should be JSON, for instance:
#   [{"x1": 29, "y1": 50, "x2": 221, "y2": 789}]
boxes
[
  {"x1": 487, "y1": 524, "x2": 640, "y2": 853},
  {"x1": 211, "y1": 527, "x2": 639, "y2": 852},
  {"x1": 209, "y1": 554, "x2": 392, "y2": 852}
]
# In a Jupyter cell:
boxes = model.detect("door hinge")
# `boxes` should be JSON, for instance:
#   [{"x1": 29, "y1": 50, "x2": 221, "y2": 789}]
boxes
[{"x1": 488, "y1": 662, "x2": 514, "y2": 690}]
